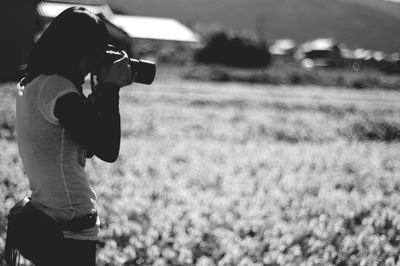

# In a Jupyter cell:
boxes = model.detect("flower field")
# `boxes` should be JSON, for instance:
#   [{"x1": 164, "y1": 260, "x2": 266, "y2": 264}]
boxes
[{"x1": 1, "y1": 70, "x2": 400, "y2": 265}]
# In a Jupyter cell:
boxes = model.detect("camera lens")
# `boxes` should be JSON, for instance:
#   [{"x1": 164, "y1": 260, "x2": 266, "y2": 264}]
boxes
[{"x1": 129, "y1": 59, "x2": 156, "y2": 85}]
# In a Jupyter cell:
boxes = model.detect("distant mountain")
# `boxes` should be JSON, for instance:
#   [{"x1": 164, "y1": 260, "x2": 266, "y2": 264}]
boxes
[
  {"x1": 342, "y1": 0, "x2": 400, "y2": 20},
  {"x1": 108, "y1": 0, "x2": 400, "y2": 53}
]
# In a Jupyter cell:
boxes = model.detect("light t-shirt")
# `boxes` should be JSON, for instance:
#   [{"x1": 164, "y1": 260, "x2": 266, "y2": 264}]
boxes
[{"x1": 16, "y1": 74, "x2": 99, "y2": 240}]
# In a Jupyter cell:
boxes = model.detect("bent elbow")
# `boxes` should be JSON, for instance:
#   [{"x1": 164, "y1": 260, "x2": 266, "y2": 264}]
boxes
[
  {"x1": 94, "y1": 147, "x2": 120, "y2": 163},
  {"x1": 98, "y1": 153, "x2": 119, "y2": 163}
]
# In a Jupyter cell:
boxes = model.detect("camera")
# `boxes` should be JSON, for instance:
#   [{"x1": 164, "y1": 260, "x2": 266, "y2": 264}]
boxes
[{"x1": 97, "y1": 44, "x2": 156, "y2": 85}]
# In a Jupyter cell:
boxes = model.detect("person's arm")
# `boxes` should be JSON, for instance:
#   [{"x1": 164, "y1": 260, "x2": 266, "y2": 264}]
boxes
[
  {"x1": 54, "y1": 84, "x2": 121, "y2": 162},
  {"x1": 55, "y1": 50, "x2": 131, "y2": 162},
  {"x1": 55, "y1": 51, "x2": 132, "y2": 162}
]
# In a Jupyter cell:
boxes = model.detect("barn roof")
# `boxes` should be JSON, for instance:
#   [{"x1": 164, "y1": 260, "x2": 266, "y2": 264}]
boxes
[
  {"x1": 269, "y1": 39, "x2": 296, "y2": 56},
  {"x1": 37, "y1": 1, "x2": 198, "y2": 43},
  {"x1": 300, "y1": 38, "x2": 339, "y2": 52},
  {"x1": 111, "y1": 15, "x2": 198, "y2": 42}
]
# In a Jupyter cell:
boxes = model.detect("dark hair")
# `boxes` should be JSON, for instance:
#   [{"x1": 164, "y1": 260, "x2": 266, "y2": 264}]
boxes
[{"x1": 20, "y1": 7, "x2": 109, "y2": 86}]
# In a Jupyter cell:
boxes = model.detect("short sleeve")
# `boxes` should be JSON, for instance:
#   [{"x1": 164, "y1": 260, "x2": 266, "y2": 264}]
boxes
[{"x1": 38, "y1": 75, "x2": 81, "y2": 124}]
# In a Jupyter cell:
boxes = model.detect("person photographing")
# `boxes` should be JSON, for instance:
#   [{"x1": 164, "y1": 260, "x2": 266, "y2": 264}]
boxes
[{"x1": 5, "y1": 6, "x2": 153, "y2": 266}]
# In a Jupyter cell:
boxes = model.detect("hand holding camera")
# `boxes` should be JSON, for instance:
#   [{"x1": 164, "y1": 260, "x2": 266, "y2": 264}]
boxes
[
  {"x1": 94, "y1": 44, "x2": 156, "y2": 88},
  {"x1": 89, "y1": 44, "x2": 156, "y2": 112},
  {"x1": 99, "y1": 50, "x2": 132, "y2": 88}
]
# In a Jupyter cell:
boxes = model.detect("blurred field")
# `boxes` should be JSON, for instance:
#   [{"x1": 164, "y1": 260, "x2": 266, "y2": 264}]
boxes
[{"x1": 1, "y1": 67, "x2": 400, "y2": 265}]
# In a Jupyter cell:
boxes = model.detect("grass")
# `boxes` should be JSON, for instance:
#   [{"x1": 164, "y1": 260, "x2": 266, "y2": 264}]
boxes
[
  {"x1": 1, "y1": 66, "x2": 400, "y2": 265},
  {"x1": 183, "y1": 63, "x2": 400, "y2": 90}
]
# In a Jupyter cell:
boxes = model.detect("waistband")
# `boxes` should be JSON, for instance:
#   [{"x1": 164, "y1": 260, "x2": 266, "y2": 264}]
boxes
[
  {"x1": 57, "y1": 211, "x2": 98, "y2": 232},
  {"x1": 24, "y1": 200, "x2": 97, "y2": 233}
]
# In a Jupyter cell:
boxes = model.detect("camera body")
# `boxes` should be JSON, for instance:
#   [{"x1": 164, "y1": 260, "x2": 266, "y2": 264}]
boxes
[{"x1": 97, "y1": 44, "x2": 156, "y2": 85}]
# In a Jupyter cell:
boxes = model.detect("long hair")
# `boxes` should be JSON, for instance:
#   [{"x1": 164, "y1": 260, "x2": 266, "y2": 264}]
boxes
[{"x1": 20, "y1": 7, "x2": 109, "y2": 87}]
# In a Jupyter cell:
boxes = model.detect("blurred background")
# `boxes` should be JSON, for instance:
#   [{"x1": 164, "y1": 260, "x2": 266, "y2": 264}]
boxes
[
  {"x1": 2, "y1": 1, "x2": 400, "y2": 266},
  {"x1": 1, "y1": 0, "x2": 400, "y2": 87}
]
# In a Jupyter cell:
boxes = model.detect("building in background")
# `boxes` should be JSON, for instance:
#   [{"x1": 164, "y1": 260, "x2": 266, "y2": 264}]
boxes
[
  {"x1": 295, "y1": 38, "x2": 344, "y2": 68},
  {"x1": 269, "y1": 39, "x2": 297, "y2": 61},
  {"x1": 0, "y1": 0, "x2": 198, "y2": 81},
  {"x1": 295, "y1": 37, "x2": 400, "y2": 73},
  {"x1": 38, "y1": 1, "x2": 198, "y2": 60}
]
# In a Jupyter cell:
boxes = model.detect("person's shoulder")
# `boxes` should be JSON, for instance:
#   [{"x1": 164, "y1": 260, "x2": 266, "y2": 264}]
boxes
[
  {"x1": 38, "y1": 74, "x2": 82, "y2": 124},
  {"x1": 40, "y1": 74, "x2": 80, "y2": 103},
  {"x1": 45, "y1": 74, "x2": 77, "y2": 91}
]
